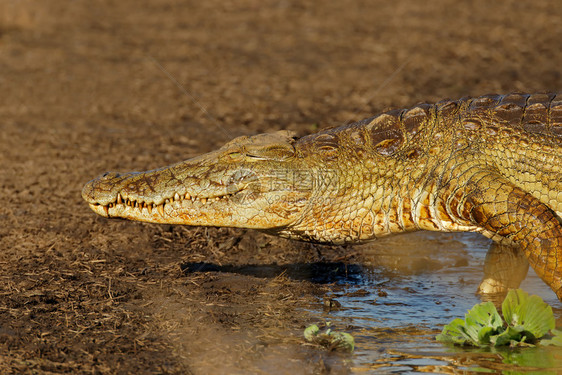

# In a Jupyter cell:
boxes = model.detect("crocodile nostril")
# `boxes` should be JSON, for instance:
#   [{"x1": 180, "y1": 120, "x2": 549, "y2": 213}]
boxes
[{"x1": 102, "y1": 172, "x2": 121, "y2": 179}]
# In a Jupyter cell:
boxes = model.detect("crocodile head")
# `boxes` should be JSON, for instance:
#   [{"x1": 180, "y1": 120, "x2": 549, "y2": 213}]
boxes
[{"x1": 82, "y1": 131, "x2": 313, "y2": 231}]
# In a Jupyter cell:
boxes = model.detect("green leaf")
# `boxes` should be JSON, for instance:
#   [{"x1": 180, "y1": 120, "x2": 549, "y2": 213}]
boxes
[
  {"x1": 502, "y1": 289, "x2": 554, "y2": 338},
  {"x1": 466, "y1": 301, "x2": 503, "y2": 331},
  {"x1": 540, "y1": 329, "x2": 562, "y2": 346},
  {"x1": 304, "y1": 324, "x2": 319, "y2": 341},
  {"x1": 437, "y1": 289, "x2": 558, "y2": 348},
  {"x1": 477, "y1": 326, "x2": 496, "y2": 344},
  {"x1": 490, "y1": 326, "x2": 525, "y2": 347},
  {"x1": 464, "y1": 301, "x2": 503, "y2": 345},
  {"x1": 437, "y1": 302, "x2": 503, "y2": 346},
  {"x1": 303, "y1": 323, "x2": 355, "y2": 352},
  {"x1": 329, "y1": 332, "x2": 355, "y2": 352},
  {"x1": 436, "y1": 318, "x2": 468, "y2": 344}
]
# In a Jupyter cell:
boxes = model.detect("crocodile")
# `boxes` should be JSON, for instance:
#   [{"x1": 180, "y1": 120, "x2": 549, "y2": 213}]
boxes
[{"x1": 82, "y1": 93, "x2": 562, "y2": 299}]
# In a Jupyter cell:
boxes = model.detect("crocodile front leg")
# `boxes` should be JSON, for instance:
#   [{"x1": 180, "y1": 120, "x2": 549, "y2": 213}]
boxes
[
  {"x1": 477, "y1": 243, "x2": 529, "y2": 296},
  {"x1": 453, "y1": 170, "x2": 562, "y2": 299}
]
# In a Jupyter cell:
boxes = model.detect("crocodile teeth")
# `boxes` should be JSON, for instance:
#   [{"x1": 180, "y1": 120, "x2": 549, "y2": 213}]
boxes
[{"x1": 109, "y1": 192, "x2": 231, "y2": 214}]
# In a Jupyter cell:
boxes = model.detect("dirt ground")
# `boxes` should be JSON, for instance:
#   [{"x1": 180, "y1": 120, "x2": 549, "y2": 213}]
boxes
[{"x1": 1, "y1": 0, "x2": 561, "y2": 373}]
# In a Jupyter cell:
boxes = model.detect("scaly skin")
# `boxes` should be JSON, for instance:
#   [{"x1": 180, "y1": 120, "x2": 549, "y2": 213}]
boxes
[{"x1": 83, "y1": 93, "x2": 562, "y2": 299}]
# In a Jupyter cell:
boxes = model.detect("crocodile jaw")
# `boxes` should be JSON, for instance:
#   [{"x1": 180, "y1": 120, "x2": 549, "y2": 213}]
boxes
[
  {"x1": 84, "y1": 191, "x2": 304, "y2": 229},
  {"x1": 82, "y1": 151, "x2": 310, "y2": 229}
]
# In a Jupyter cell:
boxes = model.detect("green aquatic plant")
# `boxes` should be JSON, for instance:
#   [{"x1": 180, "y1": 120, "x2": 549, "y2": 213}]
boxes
[
  {"x1": 304, "y1": 322, "x2": 355, "y2": 352},
  {"x1": 436, "y1": 289, "x2": 562, "y2": 347}
]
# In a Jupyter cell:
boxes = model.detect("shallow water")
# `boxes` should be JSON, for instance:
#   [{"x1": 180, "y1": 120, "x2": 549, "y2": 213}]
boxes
[{"x1": 314, "y1": 232, "x2": 562, "y2": 374}]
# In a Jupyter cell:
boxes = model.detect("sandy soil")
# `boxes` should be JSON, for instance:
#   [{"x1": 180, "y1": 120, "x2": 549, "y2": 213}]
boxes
[{"x1": 1, "y1": 0, "x2": 561, "y2": 373}]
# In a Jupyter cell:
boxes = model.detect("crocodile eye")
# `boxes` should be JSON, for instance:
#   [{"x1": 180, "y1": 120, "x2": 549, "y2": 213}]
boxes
[
  {"x1": 219, "y1": 150, "x2": 243, "y2": 162},
  {"x1": 220, "y1": 131, "x2": 297, "y2": 161},
  {"x1": 245, "y1": 145, "x2": 295, "y2": 161}
]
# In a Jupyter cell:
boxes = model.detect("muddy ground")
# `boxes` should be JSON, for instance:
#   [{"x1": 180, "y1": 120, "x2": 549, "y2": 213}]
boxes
[{"x1": 1, "y1": 0, "x2": 561, "y2": 373}]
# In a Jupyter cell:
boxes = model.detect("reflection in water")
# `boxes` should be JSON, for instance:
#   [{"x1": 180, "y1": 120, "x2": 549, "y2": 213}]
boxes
[{"x1": 314, "y1": 232, "x2": 562, "y2": 373}]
